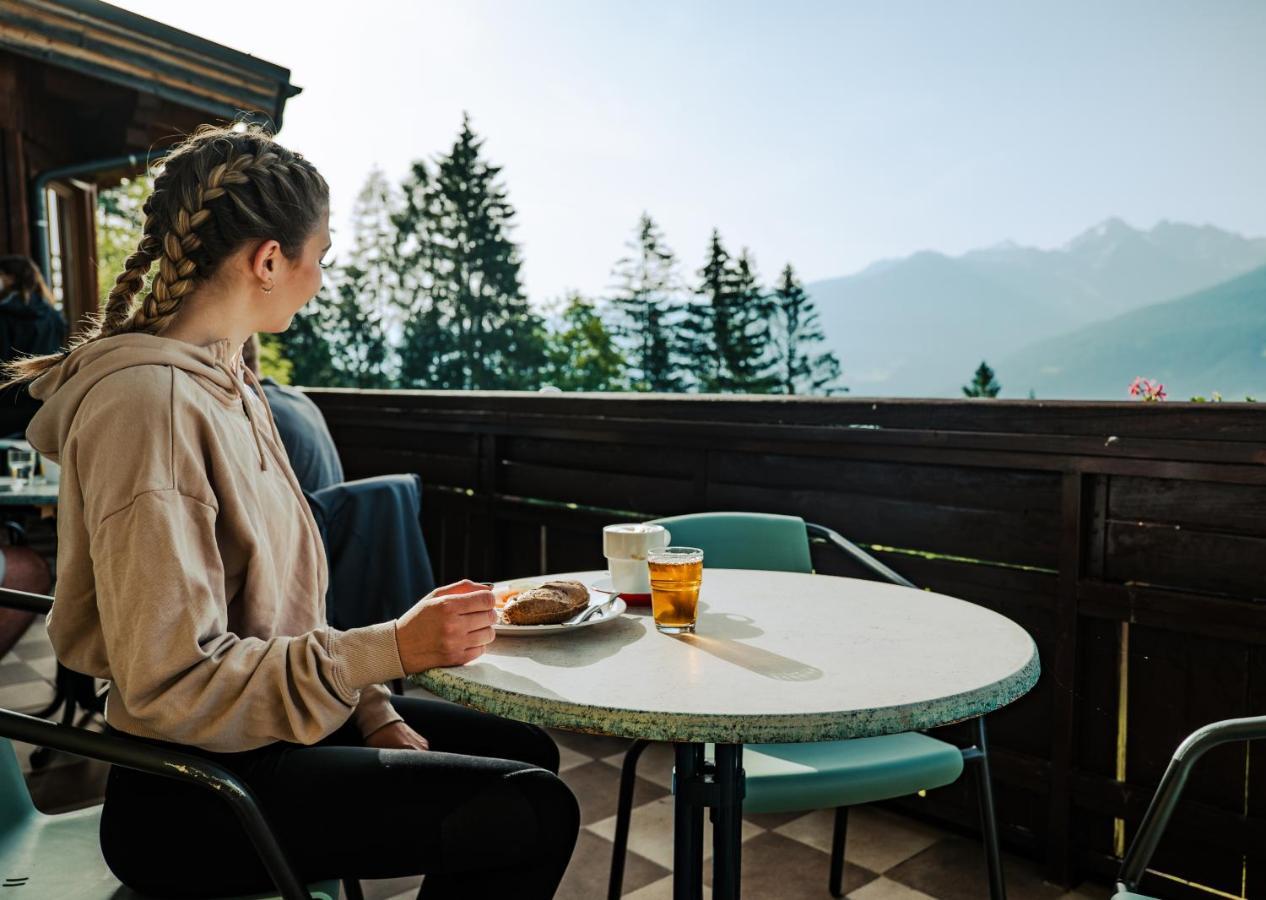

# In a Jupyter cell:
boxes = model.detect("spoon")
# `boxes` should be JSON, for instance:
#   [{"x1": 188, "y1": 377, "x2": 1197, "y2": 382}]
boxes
[{"x1": 565, "y1": 597, "x2": 620, "y2": 626}]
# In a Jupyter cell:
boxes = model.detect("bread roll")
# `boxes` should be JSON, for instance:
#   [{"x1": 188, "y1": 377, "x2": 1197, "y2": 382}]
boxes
[{"x1": 501, "y1": 580, "x2": 590, "y2": 626}]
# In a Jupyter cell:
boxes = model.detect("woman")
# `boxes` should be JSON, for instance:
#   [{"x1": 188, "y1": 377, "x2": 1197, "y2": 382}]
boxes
[
  {"x1": 3, "y1": 125, "x2": 578, "y2": 898},
  {"x1": 0, "y1": 256, "x2": 66, "y2": 437}
]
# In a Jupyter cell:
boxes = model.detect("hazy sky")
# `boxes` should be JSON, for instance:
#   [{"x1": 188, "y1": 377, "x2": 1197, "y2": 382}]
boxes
[{"x1": 114, "y1": 0, "x2": 1266, "y2": 302}]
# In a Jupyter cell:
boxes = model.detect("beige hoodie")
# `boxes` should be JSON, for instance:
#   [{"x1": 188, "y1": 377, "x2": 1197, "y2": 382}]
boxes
[{"x1": 26, "y1": 333, "x2": 405, "y2": 752}]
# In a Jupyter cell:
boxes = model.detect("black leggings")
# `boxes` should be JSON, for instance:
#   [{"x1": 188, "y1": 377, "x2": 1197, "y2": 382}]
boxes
[{"x1": 99, "y1": 695, "x2": 579, "y2": 899}]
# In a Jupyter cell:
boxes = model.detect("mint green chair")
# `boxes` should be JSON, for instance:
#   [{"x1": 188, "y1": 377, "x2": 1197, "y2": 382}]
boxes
[
  {"x1": 0, "y1": 588, "x2": 344, "y2": 900},
  {"x1": 1113, "y1": 715, "x2": 1266, "y2": 899},
  {"x1": 608, "y1": 512, "x2": 1006, "y2": 900}
]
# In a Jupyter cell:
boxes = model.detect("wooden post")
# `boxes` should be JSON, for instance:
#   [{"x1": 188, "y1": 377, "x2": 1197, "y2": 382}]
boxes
[{"x1": 1046, "y1": 472, "x2": 1086, "y2": 883}]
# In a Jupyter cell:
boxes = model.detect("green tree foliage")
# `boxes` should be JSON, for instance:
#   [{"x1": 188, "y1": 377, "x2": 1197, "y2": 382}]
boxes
[
  {"x1": 542, "y1": 294, "x2": 627, "y2": 391},
  {"x1": 610, "y1": 213, "x2": 684, "y2": 392},
  {"x1": 281, "y1": 288, "x2": 341, "y2": 387},
  {"x1": 963, "y1": 360, "x2": 1002, "y2": 397},
  {"x1": 95, "y1": 174, "x2": 152, "y2": 304},
  {"x1": 769, "y1": 264, "x2": 843, "y2": 395},
  {"x1": 683, "y1": 231, "x2": 778, "y2": 393},
  {"x1": 257, "y1": 333, "x2": 293, "y2": 384},
  {"x1": 395, "y1": 114, "x2": 544, "y2": 389},
  {"x1": 326, "y1": 168, "x2": 397, "y2": 388},
  {"x1": 725, "y1": 250, "x2": 779, "y2": 393}
]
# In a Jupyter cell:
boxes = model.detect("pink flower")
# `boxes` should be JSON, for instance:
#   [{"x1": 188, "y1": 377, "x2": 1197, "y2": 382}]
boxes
[{"x1": 1129, "y1": 377, "x2": 1166, "y2": 402}]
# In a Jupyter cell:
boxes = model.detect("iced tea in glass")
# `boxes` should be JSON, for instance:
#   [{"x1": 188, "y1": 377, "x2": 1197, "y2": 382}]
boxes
[{"x1": 647, "y1": 546, "x2": 703, "y2": 634}]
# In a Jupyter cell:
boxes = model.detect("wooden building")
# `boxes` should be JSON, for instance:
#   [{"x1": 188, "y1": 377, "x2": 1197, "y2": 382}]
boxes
[{"x1": 0, "y1": 0, "x2": 299, "y2": 330}]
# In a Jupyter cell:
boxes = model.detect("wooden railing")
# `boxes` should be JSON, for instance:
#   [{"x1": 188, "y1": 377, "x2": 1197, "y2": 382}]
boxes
[{"x1": 309, "y1": 389, "x2": 1266, "y2": 899}]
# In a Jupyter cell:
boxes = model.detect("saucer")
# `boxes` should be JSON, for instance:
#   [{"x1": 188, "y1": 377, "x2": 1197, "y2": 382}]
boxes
[{"x1": 590, "y1": 576, "x2": 651, "y2": 606}]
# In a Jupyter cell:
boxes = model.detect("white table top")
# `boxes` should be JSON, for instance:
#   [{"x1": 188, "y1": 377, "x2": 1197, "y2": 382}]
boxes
[
  {"x1": 0, "y1": 478, "x2": 58, "y2": 506},
  {"x1": 415, "y1": 569, "x2": 1040, "y2": 744}
]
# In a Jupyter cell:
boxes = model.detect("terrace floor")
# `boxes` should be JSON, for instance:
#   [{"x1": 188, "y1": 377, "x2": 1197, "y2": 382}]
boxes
[{"x1": 3, "y1": 618, "x2": 1110, "y2": 899}]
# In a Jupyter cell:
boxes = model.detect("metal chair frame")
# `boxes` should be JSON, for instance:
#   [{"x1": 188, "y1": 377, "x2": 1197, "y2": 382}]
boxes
[
  {"x1": 1115, "y1": 715, "x2": 1266, "y2": 897},
  {"x1": 607, "y1": 521, "x2": 1007, "y2": 900},
  {"x1": 0, "y1": 587, "x2": 364, "y2": 900}
]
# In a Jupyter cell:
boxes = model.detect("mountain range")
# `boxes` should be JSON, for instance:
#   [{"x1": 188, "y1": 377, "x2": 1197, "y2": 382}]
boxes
[
  {"x1": 806, "y1": 219, "x2": 1266, "y2": 397},
  {"x1": 998, "y1": 264, "x2": 1266, "y2": 401}
]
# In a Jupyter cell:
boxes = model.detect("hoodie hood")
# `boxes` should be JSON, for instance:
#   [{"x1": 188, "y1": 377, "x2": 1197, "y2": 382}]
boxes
[{"x1": 27, "y1": 333, "x2": 278, "y2": 471}]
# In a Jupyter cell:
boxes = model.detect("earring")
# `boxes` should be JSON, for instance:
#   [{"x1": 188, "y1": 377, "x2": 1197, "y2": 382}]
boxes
[{"x1": 261, "y1": 282, "x2": 274, "y2": 295}]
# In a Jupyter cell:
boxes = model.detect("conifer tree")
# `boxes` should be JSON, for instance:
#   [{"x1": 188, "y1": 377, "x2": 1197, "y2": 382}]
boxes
[
  {"x1": 684, "y1": 232, "x2": 779, "y2": 393},
  {"x1": 329, "y1": 168, "x2": 397, "y2": 388},
  {"x1": 610, "y1": 213, "x2": 684, "y2": 392},
  {"x1": 681, "y1": 229, "x2": 731, "y2": 392},
  {"x1": 724, "y1": 250, "x2": 779, "y2": 393},
  {"x1": 770, "y1": 264, "x2": 843, "y2": 395},
  {"x1": 395, "y1": 114, "x2": 544, "y2": 389},
  {"x1": 963, "y1": 361, "x2": 1002, "y2": 397}
]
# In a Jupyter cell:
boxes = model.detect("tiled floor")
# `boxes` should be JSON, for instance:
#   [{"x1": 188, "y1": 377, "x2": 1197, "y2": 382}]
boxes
[{"x1": 1, "y1": 618, "x2": 1111, "y2": 899}]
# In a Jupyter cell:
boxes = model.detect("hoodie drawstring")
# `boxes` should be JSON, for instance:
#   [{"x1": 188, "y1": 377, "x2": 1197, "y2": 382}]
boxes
[{"x1": 216, "y1": 360, "x2": 270, "y2": 471}]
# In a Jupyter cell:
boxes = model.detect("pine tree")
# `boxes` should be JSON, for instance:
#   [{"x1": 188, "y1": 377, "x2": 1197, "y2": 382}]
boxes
[
  {"x1": 327, "y1": 168, "x2": 397, "y2": 388},
  {"x1": 393, "y1": 160, "x2": 448, "y2": 388},
  {"x1": 609, "y1": 213, "x2": 684, "y2": 392},
  {"x1": 396, "y1": 114, "x2": 544, "y2": 389},
  {"x1": 683, "y1": 232, "x2": 779, "y2": 393},
  {"x1": 681, "y1": 229, "x2": 730, "y2": 392},
  {"x1": 770, "y1": 264, "x2": 844, "y2": 395},
  {"x1": 724, "y1": 250, "x2": 779, "y2": 393},
  {"x1": 963, "y1": 361, "x2": 1001, "y2": 398},
  {"x1": 542, "y1": 294, "x2": 627, "y2": 391}
]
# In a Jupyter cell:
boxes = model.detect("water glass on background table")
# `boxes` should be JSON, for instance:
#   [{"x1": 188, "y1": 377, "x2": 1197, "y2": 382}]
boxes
[
  {"x1": 7, "y1": 448, "x2": 33, "y2": 489},
  {"x1": 647, "y1": 546, "x2": 703, "y2": 634}
]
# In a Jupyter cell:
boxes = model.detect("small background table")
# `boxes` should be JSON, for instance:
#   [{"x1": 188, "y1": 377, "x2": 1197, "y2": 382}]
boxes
[
  {"x1": 0, "y1": 479, "x2": 59, "y2": 517},
  {"x1": 415, "y1": 569, "x2": 1039, "y2": 899}
]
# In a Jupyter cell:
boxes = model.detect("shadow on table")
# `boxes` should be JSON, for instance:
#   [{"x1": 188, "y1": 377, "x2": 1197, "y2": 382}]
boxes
[
  {"x1": 487, "y1": 614, "x2": 646, "y2": 668},
  {"x1": 673, "y1": 633, "x2": 822, "y2": 682}
]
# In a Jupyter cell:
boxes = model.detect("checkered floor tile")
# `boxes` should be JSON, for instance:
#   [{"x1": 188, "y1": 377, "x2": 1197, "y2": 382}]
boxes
[{"x1": 1, "y1": 616, "x2": 1110, "y2": 899}]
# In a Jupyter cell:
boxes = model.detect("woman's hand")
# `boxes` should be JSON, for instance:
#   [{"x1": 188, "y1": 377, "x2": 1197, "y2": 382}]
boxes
[
  {"x1": 363, "y1": 721, "x2": 430, "y2": 751},
  {"x1": 394, "y1": 579, "x2": 497, "y2": 674}
]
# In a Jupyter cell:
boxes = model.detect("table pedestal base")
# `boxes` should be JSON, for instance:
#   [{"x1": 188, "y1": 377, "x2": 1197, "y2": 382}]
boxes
[{"x1": 673, "y1": 743, "x2": 745, "y2": 900}]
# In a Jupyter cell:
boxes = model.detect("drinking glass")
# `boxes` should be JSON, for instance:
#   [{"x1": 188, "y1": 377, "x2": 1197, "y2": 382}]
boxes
[
  {"x1": 647, "y1": 546, "x2": 704, "y2": 634},
  {"x1": 7, "y1": 448, "x2": 33, "y2": 489}
]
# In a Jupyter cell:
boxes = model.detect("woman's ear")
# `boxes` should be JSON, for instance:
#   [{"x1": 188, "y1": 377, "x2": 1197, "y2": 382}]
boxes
[{"x1": 249, "y1": 240, "x2": 282, "y2": 288}]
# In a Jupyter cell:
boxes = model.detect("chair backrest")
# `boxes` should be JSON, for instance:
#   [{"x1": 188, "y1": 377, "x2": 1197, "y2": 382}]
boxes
[
  {"x1": 650, "y1": 512, "x2": 813, "y2": 574},
  {"x1": 0, "y1": 737, "x2": 36, "y2": 835}
]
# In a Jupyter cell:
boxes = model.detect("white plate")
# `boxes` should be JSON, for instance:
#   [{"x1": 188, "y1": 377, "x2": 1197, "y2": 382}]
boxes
[{"x1": 494, "y1": 583, "x2": 627, "y2": 636}]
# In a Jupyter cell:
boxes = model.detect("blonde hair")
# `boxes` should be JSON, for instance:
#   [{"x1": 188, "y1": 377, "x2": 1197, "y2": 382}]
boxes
[{"x1": 3, "y1": 123, "x2": 328, "y2": 384}]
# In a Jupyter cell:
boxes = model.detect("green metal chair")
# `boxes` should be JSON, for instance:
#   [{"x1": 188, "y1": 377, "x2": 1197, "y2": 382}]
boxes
[
  {"x1": 0, "y1": 588, "x2": 347, "y2": 900},
  {"x1": 607, "y1": 512, "x2": 1006, "y2": 900},
  {"x1": 1113, "y1": 715, "x2": 1266, "y2": 900}
]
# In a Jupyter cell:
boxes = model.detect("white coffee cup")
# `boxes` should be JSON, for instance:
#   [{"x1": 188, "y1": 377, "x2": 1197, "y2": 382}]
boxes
[
  {"x1": 603, "y1": 523, "x2": 670, "y2": 595},
  {"x1": 38, "y1": 455, "x2": 59, "y2": 484}
]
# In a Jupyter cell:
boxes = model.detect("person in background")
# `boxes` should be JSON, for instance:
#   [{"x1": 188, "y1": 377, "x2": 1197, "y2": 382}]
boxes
[
  {"x1": 0, "y1": 257, "x2": 66, "y2": 437},
  {"x1": 240, "y1": 333, "x2": 343, "y2": 493},
  {"x1": 241, "y1": 333, "x2": 437, "y2": 636}
]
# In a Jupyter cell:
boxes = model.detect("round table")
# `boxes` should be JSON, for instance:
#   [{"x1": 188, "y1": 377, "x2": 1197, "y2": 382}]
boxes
[{"x1": 414, "y1": 569, "x2": 1039, "y2": 899}]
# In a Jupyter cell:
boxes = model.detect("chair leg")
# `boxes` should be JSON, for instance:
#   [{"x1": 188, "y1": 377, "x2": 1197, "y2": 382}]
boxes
[
  {"x1": 969, "y1": 717, "x2": 1007, "y2": 900},
  {"x1": 342, "y1": 878, "x2": 365, "y2": 900},
  {"x1": 829, "y1": 806, "x2": 849, "y2": 897},
  {"x1": 608, "y1": 739, "x2": 651, "y2": 900}
]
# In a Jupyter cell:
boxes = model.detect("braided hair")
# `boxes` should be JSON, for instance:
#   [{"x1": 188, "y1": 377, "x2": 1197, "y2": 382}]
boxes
[{"x1": 3, "y1": 123, "x2": 328, "y2": 384}]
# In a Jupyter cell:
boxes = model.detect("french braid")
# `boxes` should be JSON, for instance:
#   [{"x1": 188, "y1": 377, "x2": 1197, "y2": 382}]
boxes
[{"x1": 2, "y1": 122, "x2": 328, "y2": 384}]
